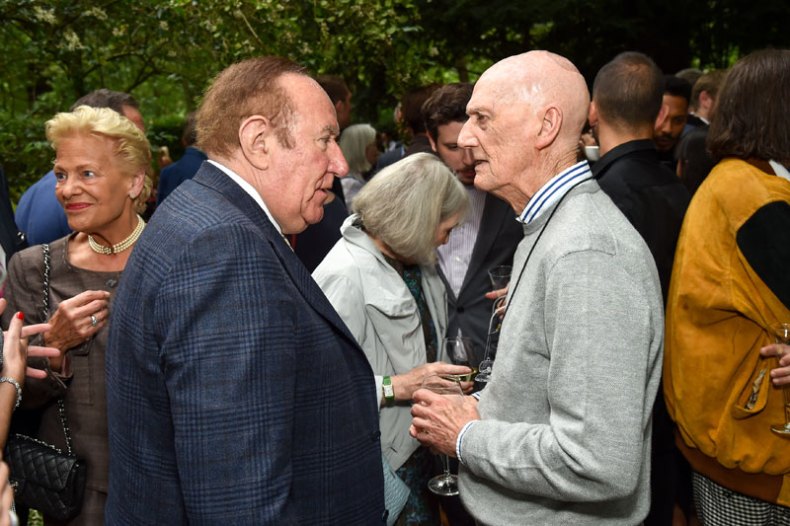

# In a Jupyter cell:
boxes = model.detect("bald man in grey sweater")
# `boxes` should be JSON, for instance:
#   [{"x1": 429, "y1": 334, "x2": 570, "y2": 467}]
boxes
[{"x1": 410, "y1": 51, "x2": 663, "y2": 525}]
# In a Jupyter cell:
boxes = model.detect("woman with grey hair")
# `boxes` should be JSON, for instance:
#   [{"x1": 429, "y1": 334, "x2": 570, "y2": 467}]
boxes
[
  {"x1": 313, "y1": 152, "x2": 471, "y2": 525},
  {"x1": 339, "y1": 123, "x2": 379, "y2": 208}
]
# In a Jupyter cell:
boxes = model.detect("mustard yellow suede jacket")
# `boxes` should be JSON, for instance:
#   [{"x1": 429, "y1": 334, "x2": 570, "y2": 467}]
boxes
[{"x1": 665, "y1": 158, "x2": 790, "y2": 505}]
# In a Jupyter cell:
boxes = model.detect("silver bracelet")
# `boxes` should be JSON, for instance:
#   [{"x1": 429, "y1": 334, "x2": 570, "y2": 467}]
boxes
[{"x1": 0, "y1": 377, "x2": 22, "y2": 410}]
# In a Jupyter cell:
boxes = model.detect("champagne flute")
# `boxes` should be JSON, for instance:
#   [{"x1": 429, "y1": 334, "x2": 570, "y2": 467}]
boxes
[
  {"x1": 770, "y1": 323, "x2": 790, "y2": 437},
  {"x1": 420, "y1": 374, "x2": 464, "y2": 496},
  {"x1": 443, "y1": 337, "x2": 477, "y2": 382}
]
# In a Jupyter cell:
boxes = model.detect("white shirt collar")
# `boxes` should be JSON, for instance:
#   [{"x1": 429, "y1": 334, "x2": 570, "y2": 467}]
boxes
[
  {"x1": 769, "y1": 160, "x2": 790, "y2": 182},
  {"x1": 207, "y1": 160, "x2": 283, "y2": 235}
]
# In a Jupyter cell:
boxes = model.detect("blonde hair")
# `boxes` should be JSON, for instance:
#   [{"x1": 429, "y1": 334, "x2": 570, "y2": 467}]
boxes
[
  {"x1": 353, "y1": 153, "x2": 468, "y2": 265},
  {"x1": 46, "y1": 105, "x2": 153, "y2": 213},
  {"x1": 339, "y1": 123, "x2": 377, "y2": 174}
]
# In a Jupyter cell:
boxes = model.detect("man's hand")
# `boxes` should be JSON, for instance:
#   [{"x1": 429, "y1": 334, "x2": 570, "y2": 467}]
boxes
[
  {"x1": 410, "y1": 390, "x2": 479, "y2": 457},
  {"x1": 761, "y1": 343, "x2": 790, "y2": 386}
]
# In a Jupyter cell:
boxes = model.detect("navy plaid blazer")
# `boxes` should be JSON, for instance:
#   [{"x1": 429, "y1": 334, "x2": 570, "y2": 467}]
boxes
[{"x1": 106, "y1": 163, "x2": 385, "y2": 525}]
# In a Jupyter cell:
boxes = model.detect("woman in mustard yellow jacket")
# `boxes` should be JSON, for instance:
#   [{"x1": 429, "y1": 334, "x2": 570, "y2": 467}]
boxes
[{"x1": 664, "y1": 49, "x2": 790, "y2": 524}]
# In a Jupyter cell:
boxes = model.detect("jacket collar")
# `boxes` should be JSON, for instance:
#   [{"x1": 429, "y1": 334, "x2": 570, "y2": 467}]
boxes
[
  {"x1": 591, "y1": 139, "x2": 659, "y2": 178},
  {"x1": 192, "y1": 164, "x2": 363, "y2": 350}
]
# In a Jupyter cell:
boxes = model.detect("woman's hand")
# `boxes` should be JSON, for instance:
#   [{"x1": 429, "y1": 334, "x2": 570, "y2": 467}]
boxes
[
  {"x1": 0, "y1": 299, "x2": 60, "y2": 382},
  {"x1": 43, "y1": 290, "x2": 110, "y2": 365},
  {"x1": 0, "y1": 460, "x2": 16, "y2": 526},
  {"x1": 391, "y1": 362, "x2": 473, "y2": 402},
  {"x1": 761, "y1": 343, "x2": 790, "y2": 386}
]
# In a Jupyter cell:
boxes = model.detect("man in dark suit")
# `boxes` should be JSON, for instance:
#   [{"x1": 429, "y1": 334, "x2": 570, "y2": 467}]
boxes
[
  {"x1": 652, "y1": 75, "x2": 691, "y2": 172},
  {"x1": 374, "y1": 84, "x2": 440, "y2": 174},
  {"x1": 156, "y1": 112, "x2": 208, "y2": 205},
  {"x1": 588, "y1": 51, "x2": 691, "y2": 526},
  {"x1": 423, "y1": 83, "x2": 523, "y2": 364},
  {"x1": 107, "y1": 57, "x2": 385, "y2": 524}
]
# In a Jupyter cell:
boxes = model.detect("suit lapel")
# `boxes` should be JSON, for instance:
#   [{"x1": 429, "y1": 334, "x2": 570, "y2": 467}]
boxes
[
  {"x1": 194, "y1": 165, "x2": 362, "y2": 351},
  {"x1": 460, "y1": 194, "x2": 509, "y2": 293}
]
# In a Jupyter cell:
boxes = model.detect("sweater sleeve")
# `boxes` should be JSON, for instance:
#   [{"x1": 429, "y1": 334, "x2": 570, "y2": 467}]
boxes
[{"x1": 461, "y1": 249, "x2": 661, "y2": 501}]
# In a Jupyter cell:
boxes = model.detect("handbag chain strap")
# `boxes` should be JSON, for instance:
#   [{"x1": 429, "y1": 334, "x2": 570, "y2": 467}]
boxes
[{"x1": 41, "y1": 244, "x2": 76, "y2": 456}]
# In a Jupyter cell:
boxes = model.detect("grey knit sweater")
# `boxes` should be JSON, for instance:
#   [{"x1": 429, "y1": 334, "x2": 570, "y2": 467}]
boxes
[{"x1": 458, "y1": 180, "x2": 663, "y2": 525}]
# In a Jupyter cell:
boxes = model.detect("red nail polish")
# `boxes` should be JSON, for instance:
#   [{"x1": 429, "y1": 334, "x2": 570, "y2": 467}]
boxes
[{"x1": 16, "y1": 312, "x2": 24, "y2": 320}]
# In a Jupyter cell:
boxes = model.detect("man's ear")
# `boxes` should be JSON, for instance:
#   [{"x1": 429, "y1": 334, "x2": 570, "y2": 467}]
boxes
[
  {"x1": 588, "y1": 101, "x2": 599, "y2": 128},
  {"x1": 535, "y1": 106, "x2": 563, "y2": 150},
  {"x1": 699, "y1": 90, "x2": 713, "y2": 112},
  {"x1": 427, "y1": 132, "x2": 438, "y2": 153},
  {"x1": 238, "y1": 115, "x2": 271, "y2": 170}
]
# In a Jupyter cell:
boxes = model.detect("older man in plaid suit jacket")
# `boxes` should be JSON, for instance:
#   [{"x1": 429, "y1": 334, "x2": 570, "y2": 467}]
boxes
[{"x1": 106, "y1": 57, "x2": 385, "y2": 524}]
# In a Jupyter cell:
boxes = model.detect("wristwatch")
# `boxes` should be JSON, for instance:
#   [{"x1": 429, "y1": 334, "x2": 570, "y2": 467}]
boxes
[{"x1": 382, "y1": 376, "x2": 395, "y2": 406}]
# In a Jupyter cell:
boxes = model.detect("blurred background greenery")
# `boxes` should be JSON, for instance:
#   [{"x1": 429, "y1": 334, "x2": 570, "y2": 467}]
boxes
[{"x1": 1, "y1": 0, "x2": 787, "y2": 202}]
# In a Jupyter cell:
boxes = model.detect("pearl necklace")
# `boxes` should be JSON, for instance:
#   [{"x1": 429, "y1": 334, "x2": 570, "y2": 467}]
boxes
[{"x1": 87, "y1": 215, "x2": 146, "y2": 255}]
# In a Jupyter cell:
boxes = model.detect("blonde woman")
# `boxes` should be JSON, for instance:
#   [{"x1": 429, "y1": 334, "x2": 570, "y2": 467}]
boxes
[{"x1": 3, "y1": 105, "x2": 152, "y2": 525}]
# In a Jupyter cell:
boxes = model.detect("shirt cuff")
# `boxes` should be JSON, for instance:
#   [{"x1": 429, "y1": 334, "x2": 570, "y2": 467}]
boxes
[
  {"x1": 456, "y1": 420, "x2": 476, "y2": 466},
  {"x1": 471, "y1": 391, "x2": 482, "y2": 401},
  {"x1": 374, "y1": 375, "x2": 383, "y2": 410}
]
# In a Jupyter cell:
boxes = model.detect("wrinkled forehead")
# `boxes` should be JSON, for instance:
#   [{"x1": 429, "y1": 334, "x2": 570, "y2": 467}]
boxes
[{"x1": 469, "y1": 66, "x2": 540, "y2": 114}]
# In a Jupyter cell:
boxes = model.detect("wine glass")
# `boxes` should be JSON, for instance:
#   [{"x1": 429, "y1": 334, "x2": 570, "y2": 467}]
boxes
[
  {"x1": 488, "y1": 265, "x2": 512, "y2": 290},
  {"x1": 420, "y1": 374, "x2": 465, "y2": 496},
  {"x1": 770, "y1": 323, "x2": 790, "y2": 437},
  {"x1": 475, "y1": 299, "x2": 505, "y2": 384},
  {"x1": 443, "y1": 337, "x2": 477, "y2": 381}
]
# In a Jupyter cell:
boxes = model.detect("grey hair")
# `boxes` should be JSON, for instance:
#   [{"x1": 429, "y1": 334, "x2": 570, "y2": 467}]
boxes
[
  {"x1": 353, "y1": 152, "x2": 468, "y2": 265},
  {"x1": 339, "y1": 123, "x2": 377, "y2": 174}
]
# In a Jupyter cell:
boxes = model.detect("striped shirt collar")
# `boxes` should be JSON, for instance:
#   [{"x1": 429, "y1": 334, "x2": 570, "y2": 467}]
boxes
[{"x1": 517, "y1": 161, "x2": 593, "y2": 225}]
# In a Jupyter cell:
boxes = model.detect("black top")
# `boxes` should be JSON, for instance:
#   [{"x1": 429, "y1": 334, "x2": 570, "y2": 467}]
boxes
[{"x1": 593, "y1": 139, "x2": 690, "y2": 301}]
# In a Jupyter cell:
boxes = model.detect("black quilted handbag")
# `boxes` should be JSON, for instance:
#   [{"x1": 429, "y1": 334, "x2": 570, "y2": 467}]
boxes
[
  {"x1": 4, "y1": 244, "x2": 87, "y2": 520},
  {"x1": 5, "y1": 403, "x2": 87, "y2": 520}
]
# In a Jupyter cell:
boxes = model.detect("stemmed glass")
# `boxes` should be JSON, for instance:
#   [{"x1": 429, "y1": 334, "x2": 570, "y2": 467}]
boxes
[
  {"x1": 488, "y1": 265, "x2": 512, "y2": 290},
  {"x1": 475, "y1": 296, "x2": 507, "y2": 384},
  {"x1": 421, "y1": 374, "x2": 465, "y2": 496},
  {"x1": 443, "y1": 337, "x2": 477, "y2": 382},
  {"x1": 476, "y1": 266, "x2": 511, "y2": 384},
  {"x1": 770, "y1": 323, "x2": 790, "y2": 437}
]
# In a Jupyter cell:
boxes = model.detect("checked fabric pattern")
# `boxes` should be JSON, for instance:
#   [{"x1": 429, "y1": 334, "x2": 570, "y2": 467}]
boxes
[{"x1": 693, "y1": 472, "x2": 790, "y2": 526}]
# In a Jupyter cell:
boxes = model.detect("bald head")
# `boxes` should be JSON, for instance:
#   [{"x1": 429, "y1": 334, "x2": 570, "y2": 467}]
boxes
[
  {"x1": 458, "y1": 51, "x2": 589, "y2": 212},
  {"x1": 481, "y1": 51, "x2": 590, "y2": 149}
]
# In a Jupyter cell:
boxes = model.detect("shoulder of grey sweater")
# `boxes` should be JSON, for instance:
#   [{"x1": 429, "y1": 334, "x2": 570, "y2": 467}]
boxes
[{"x1": 539, "y1": 191, "x2": 644, "y2": 258}]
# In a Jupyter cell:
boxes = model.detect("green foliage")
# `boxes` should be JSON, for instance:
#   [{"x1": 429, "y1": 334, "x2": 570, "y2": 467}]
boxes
[{"x1": 0, "y1": 0, "x2": 787, "y2": 203}]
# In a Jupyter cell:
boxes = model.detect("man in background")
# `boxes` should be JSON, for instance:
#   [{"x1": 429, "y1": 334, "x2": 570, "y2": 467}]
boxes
[
  {"x1": 589, "y1": 51, "x2": 691, "y2": 525},
  {"x1": 157, "y1": 112, "x2": 207, "y2": 205},
  {"x1": 653, "y1": 75, "x2": 691, "y2": 171},
  {"x1": 676, "y1": 69, "x2": 727, "y2": 196},
  {"x1": 375, "y1": 84, "x2": 440, "y2": 173}
]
